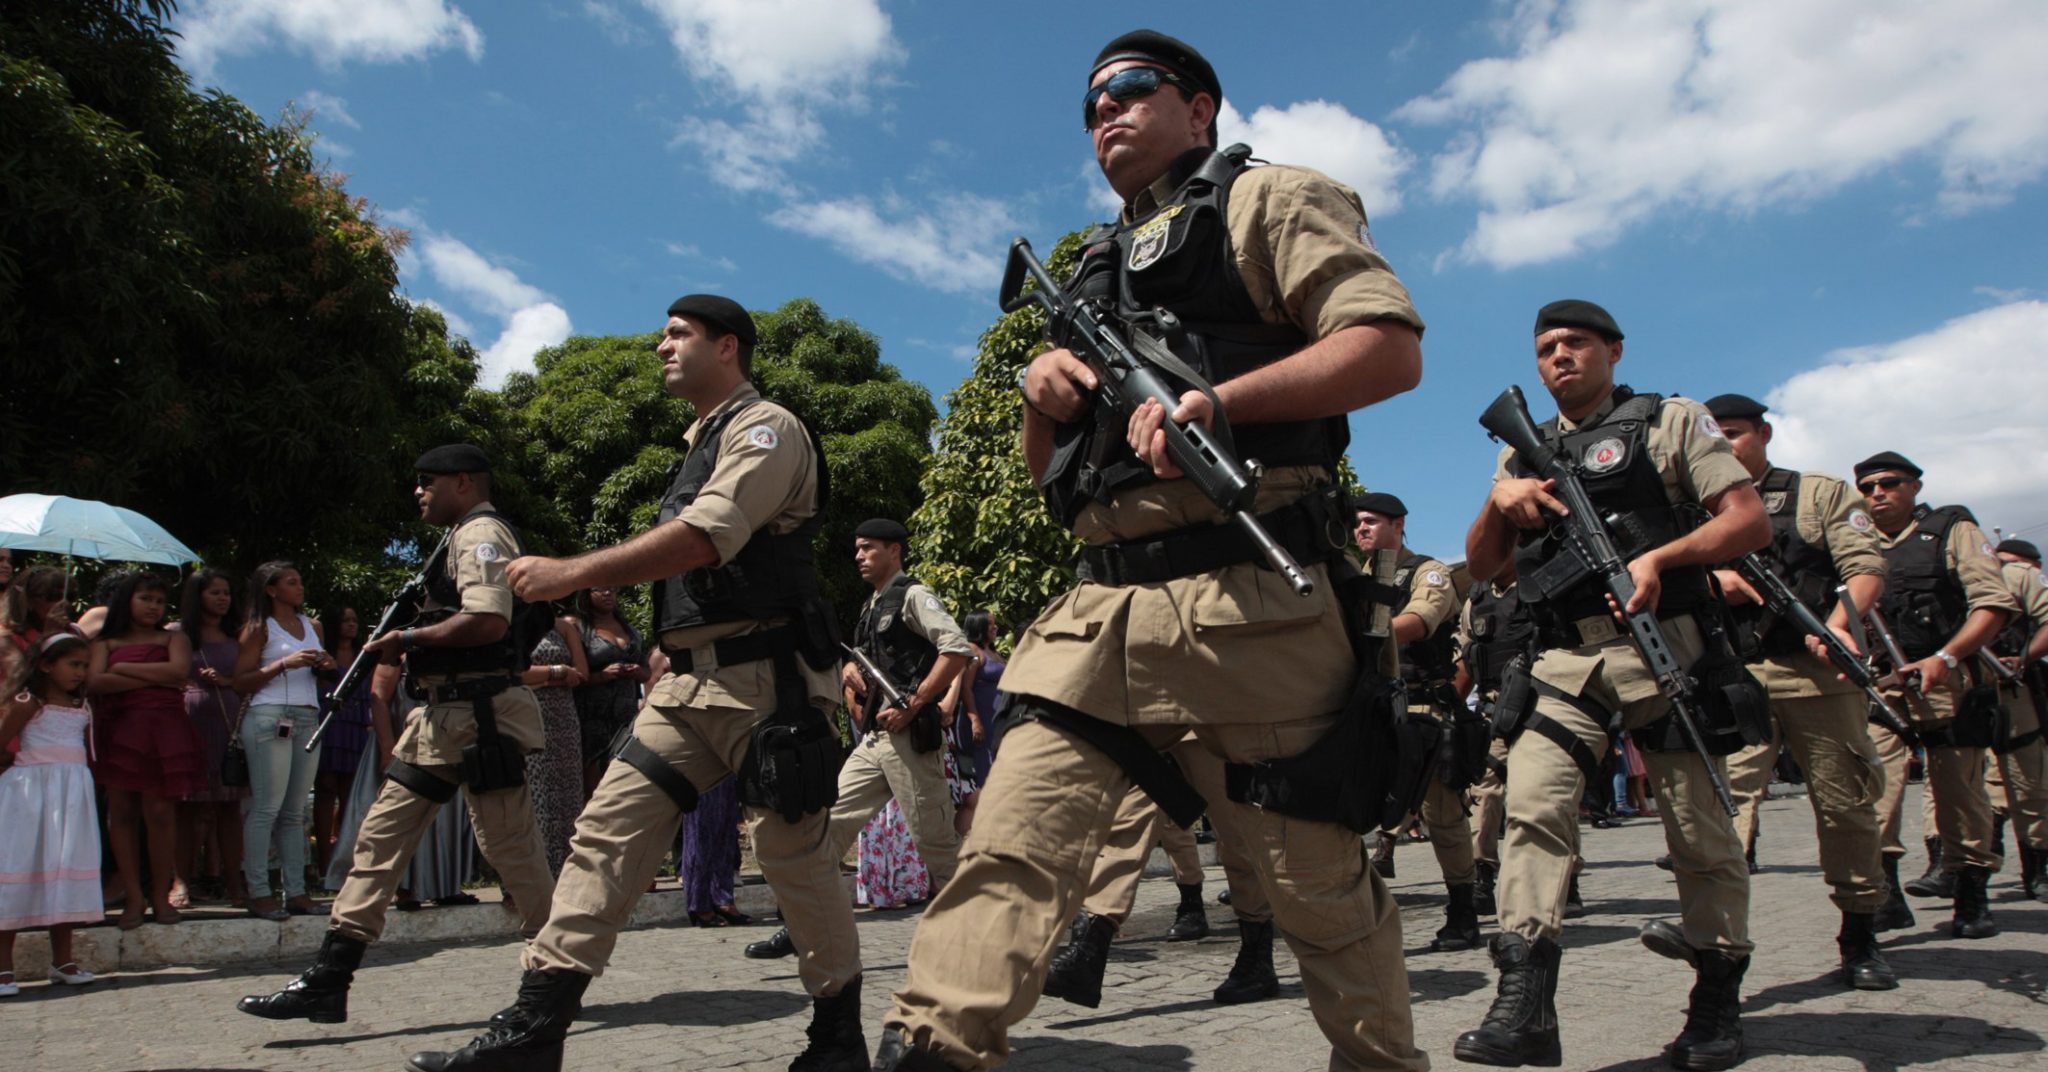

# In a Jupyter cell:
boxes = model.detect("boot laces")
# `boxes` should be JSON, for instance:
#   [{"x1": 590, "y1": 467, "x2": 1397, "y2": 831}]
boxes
[{"x1": 1480, "y1": 962, "x2": 1538, "y2": 1029}]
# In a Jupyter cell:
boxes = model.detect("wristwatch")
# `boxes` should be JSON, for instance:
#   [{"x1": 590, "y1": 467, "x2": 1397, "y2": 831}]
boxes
[{"x1": 1933, "y1": 648, "x2": 1959, "y2": 670}]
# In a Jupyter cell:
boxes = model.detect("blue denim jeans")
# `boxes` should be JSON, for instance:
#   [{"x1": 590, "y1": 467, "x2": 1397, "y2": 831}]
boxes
[{"x1": 242, "y1": 704, "x2": 322, "y2": 898}]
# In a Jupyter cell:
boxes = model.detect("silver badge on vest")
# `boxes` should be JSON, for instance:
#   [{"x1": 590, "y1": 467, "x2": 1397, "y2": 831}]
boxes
[{"x1": 1582, "y1": 436, "x2": 1627, "y2": 474}]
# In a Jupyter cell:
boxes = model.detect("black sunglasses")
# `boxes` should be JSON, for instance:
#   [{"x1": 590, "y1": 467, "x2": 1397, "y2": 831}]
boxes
[
  {"x1": 1083, "y1": 67, "x2": 1191, "y2": 130},
  {"x1": 1856, "y1": 476, "x2": 1910, "y2": 494}
]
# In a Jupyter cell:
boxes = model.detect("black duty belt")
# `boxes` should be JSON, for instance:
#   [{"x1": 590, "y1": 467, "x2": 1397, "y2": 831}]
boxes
[
  {"x1": 428, "y1": 676, "x2": 516, "y2": 704},
  {"x1": 1073, "y1": 496, "x2": 1338, "y2": 586},
  {"x1": 663, "y1": 625, "x2": 797, "y2": 674}
]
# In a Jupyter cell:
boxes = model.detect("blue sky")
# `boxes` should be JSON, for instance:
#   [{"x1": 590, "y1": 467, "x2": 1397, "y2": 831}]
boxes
[{"x1": 173, "y1": 0, "x2": 2048, "y2": 561}]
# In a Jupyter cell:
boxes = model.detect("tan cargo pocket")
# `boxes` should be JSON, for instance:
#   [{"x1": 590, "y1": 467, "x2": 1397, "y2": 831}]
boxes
[{"x1": 1189, "y1": 563, "x2": 1331, "y2": 635}]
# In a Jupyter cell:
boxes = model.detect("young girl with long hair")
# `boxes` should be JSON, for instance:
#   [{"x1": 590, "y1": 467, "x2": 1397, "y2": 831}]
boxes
[
  {"x1": 231, "y1": 562, "x2": 334, "y2": 922},
  {"x1": 0, "y1": 634, "x2": 102, "y2": 996},
  {"x1": 87, "y1": 572, "x2": 202, "y2": 928}
]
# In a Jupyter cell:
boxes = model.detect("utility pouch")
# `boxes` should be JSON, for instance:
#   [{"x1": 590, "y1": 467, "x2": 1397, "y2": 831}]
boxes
[
  {"x1": 1955, "y1": 683, "x2": 2011, "y2": 751},
  {"x1": 1689, "y1": 644, "x2": 1772, "y2": 754},
  {"x1": 460, "y1": 738, "x2": 527, "y2": 792},
  {"x1": 739, "y1": 710, "x2": 846, "y2": 823},
  {"x1": 908, "y1": 703, "x2": 944, "y2": 754},
  {"x1": 1440, "y1": 706, "x2": 1493, "y2": 792}
]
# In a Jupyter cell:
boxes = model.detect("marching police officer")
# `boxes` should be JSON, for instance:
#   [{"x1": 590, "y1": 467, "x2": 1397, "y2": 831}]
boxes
[
  {"x1": 1460, "y1": 301, "x2": 1770, "y2": 1070},
  {"x1": 406, "y1": 296, "x2": 865, "y2": 1072},
  {"x1": 1855, "y1": 451, "x2": 2019, "y2": 941},
  {"x1": 237, "y1": 445, "x2": 558, "y2": 1028},
  {"x1": 744, "y1": 518, "x2": 972, "y2": 961},
  {"x1": 874, "y1": 28, "x2": 1429, "y2": 1072},
  {"x1": 1988, "y1": 539, "x2": 2048, "y2": 901},
  {"x1": 1354, "y1": 491, "x2": 1486, "y2": 952},
  {"x1": 1689, "y1": 394, "x2": 1896, "y2": 990}
]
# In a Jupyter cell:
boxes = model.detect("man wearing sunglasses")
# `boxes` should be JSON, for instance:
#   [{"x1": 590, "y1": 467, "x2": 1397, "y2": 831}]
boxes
[
  {"x1": 874, "y1": 27, "x2": 1427, "y2": 1072},
  {"x1": 1676, "y1": 395, "x2": 1899, "y2": 989},
  {"x1": 1854, "y1": 451, "x2": 2019, "y2": 941}
]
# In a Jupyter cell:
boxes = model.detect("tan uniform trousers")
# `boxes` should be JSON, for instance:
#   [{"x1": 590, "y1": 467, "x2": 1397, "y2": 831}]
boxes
[
  {"x1": 825, "y1": 730, "x2": 960, "y2": 888},
  {"x1": 1469, "y1": 738, "x2": 1508, "y2": 867},
  {"x1": 524, "y1": 697, "x2": 861, "y2": 999},
  {"x1": 1080, "y1": 737, "x2": 1270, "y2": 927},
  {"x1": 1501, "y1": 689, "x2": 1750, "y2": 953},
  {"x1": 1721, "y1": 688, "x2": 1889, "y2": 912},
  {"x1": 1869, "y1": 677, "x2": 2001, "y2": 871},
  {"x1": 1986, "y1": 679, "x2": 2048, "y2": 850},
  {"x1": 329, "y1": 767, "x2": 555, "y2": 944},
  {"x1": 886, "y1": 716, "x2": 1425, "y2": 1072}
]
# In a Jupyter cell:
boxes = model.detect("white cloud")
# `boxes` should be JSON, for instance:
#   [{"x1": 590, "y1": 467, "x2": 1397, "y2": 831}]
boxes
[
  {"x1": 413, "y1": 298, "x2": 474, "y2": 341},
  {"x1": 298, "y1": 90, "x2": 361, "y2": 130},
  {"x1": 671, "y1": 108, "x2": 825, "y2": 195},
  {"x1": 1220, "y1": 100, "x2": 1410, "y2": 217},
  {"x1": 662, "y1": 242, "x2": 739, "y2": 274},
  {"x1": 1399, "y1": 0, "x2": 2048, "y2": 268},
  {"x1": 766, "y1": 193, "x2": 1018, "y2": 296},
  {"x1": 177, "y1": 0, "x2": 483, "y2": 77},
  {"x1": 636, "y1": 0, "x2": 900, "y2": 103},
  {"x1": 1764, "y1": 301, "x2": 2048, "y2": 535},
  {"x1": 404, "y1": 228, "x2": 573, "y2": 387}
]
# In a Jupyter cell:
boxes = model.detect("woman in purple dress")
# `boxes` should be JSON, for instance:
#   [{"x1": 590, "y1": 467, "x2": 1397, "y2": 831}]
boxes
[
  {"x1": 311, "y1": 607, "x2": 368, "y2": 886},
  {"x1": 174, "y1": 570, "x2": 249, "y2": 907}
]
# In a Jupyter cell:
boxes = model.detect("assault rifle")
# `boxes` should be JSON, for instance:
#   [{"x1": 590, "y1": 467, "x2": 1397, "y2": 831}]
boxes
[
  {"x1": 1837, "y1": 585, "x2": 1917, "y2": 743},
  {"x1": 1480, "y1": 385, "x2": 1737, "y2": 815},
  {"x1": 999, "y1": 237, "x2": 1314, "y2": 597},
  {"x1": 840, "y1": 642, "x2": 909, "y2": 743},
  {"x1": 305, "y1": 540, "x2": 440, "y2": 752},
  {"x1": 1860, "y1": 606, "x2": 1923, "y2": 695},
  {"x1": 1726, "y1": 555, "x2": 1913, "y2": 738}
]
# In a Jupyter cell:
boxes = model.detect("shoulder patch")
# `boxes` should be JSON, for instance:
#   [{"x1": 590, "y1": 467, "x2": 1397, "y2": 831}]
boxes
[
  {"x1": 1357, "y1": 220, "x2": 1379, "y2": 255},
  {"x1": 1424, "y1": 570, "x2": 1447, "y2": 588},
  {"x1": 1983, "y1": 542, "x2": 1998, "y2": 558},
  {"x1": 1848, "y1": 510, "x2": 1874, "y2": 532},
  {"x1": 1698, "y1": 413, "x2": 1726, "y2": 439},
  {"x1": 923, "y1": 595, "x2": 942, "y2": 612},
  {"x1": 744, "y1": 425, "x2": 779, "y2": 450},
  {"x1": 474, "y1": 542, "x2": 500, "y2": 562}
]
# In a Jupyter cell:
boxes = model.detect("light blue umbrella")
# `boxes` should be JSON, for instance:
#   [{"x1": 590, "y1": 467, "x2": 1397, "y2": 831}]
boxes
[{"x1": 0, "y1": 493, "x2": 201, "y2": 566}]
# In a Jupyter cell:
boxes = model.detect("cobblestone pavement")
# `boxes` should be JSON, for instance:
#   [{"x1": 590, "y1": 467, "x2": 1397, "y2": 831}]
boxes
[{"x1": 4, "y1": 784, "x2": 2044, "y2": 1071}]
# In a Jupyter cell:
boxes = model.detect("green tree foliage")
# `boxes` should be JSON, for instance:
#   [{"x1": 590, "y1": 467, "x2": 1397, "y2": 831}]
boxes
[
  {"x1": 509, "y1": 298, "x2": 937, "y2": 629},
  {"x1": 909, "y1": 233, "x2": 1086, "y2": 637},
  {"x1": 0, "y1": 0, "x2": 419, "y2": 595}
]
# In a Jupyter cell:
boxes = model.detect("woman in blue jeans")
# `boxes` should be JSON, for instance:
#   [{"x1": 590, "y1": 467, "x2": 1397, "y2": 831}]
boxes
[{"x1": 230, "y1": 561, "x2": 334, "y2": 921}]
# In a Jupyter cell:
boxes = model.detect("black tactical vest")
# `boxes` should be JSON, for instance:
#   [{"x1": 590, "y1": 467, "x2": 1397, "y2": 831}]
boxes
[
  {"x1": 1464, "y1": 582, "x2": 1535, "y2": 693},
  {"x1": 1507, "y1": 387, "x2": 1712, "y2": 626},
  {"x1": 854, "y1": 574, "x2": 940, "y2": 691},
  {"x1": 410, "y1": 509, "x2": 550, "y2": 677},
  {"x1": 1733, "y1": 468, "x2": 1842, "y2": 658},
  {"x1": 1878, "y1": 504, "x2": 1974, "y2": 662},
  {"x1": 1395, "y1": 552, "x2": 1461, "y2": 685},
  {"x1": 650, "y1": 398, "x2": 831, "y2": 634},
  {"x1": 1042, "y1": 144, "x2": 1349, "y2": 525}
]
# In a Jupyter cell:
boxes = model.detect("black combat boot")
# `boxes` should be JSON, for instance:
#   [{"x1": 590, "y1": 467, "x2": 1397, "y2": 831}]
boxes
[
  {"x1": 1563, "y1": 874, "x2": 1585, "y2": 919},
  {"x1": 1665, "y1": 952, "x2": 1748, "y2": 1071},
  {"x1": 1836, "y1": 910, "x2": 1897, "y2": 991},
  {"x1": 1873, "y1": 854, "x2": 1914, "y2": 932},
  {"x1": 1638, "y1": 918, "x2": 1698, "y2": 966},
  {"x1": 1951, "y1": 865, "x2": 1998, "y2": 939},
  {"x1": 1166, "y1": 882, "x2": 1210, "y2": 941},
  {"x1": 748, "y1": 926, "x2": 797, "y2": 959},
  {"x1": 1212, "y1": 919, "x2": 1280, "y2": 1005},
  {"x1": 1431, "y1": 883, "x2": 1483, "y2": 952},
  {"x1": 1903, "y1": 837, "x2": 1953, "y2": 897},
  {"x1": 1744, "y1": 835, "x2": 1759, "y2": 875},
  {"x1": 1655, "y1": 853, "x2": 1676, "y2": 872},
  {"x1": 1452, "y1": 933, "x2": 1563, "y2": 1067},
  {"x1": 1990, "y1": 814, "x2": 2007, "y2": 859},
  {"x1": 1040, "y1": 911, "x2": 1116, "y2": 1008},
  {"x1": 2020, "y1": 844, "x2": 2048, "y2": 902},
  {"x1": 236, "y1": 931, "x2": 367, "y2": 1023},
  {"x1": 1372, "y1": 831, "x2": 1397, "y2": 878},
  {"x1": 789, "y1": 975, "x2": 869, "y2": 1072},
  {"x1": 1474, "y1": 860, "x2": 1499, "y2": 917},
  {"x1": 872, "y1": 1028, "x2": 961, "y2": 1071},
  {"x1": 407, "y1": 968, "x2": 592, "y2": 1072}
]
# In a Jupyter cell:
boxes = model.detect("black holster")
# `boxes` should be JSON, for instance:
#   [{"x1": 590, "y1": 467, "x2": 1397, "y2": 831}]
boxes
[
  {"x1": 1439, "y1": 702, "x2": 1493, "y2": 793},
  {"x1": 1222, "y1": 673, "x2": 1434, "y2": 834},
  {"x1": 1490, "y1": 651, "x2": 1537, "y2": 739},
  {"x1": 1942, "y1": 680, "x2": 2011, "y2": 751},
  {"x1": 737, "y1": 647, "x2": 845, "y2": 823},
  {"x1": 429, "y1": 676, "x2": 526, "y2": 793}
]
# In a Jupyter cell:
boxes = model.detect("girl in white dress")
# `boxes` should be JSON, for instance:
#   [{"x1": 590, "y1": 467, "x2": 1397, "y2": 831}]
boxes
[{"x1": 0, "y1": 634, "x2": 102, "y2": 996}]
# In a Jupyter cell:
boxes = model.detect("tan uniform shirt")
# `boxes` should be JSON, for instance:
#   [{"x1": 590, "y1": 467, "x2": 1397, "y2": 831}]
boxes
[
  {"x1": 1751, "y1": 470, "x2": 1886, "y2": 698},
  {"x1": 1397, "y1": 550, "x2": 1459, "y2": 639},
  {"x1": 2001, "y1": 560, "x2": 2048, "y2": 637},
  {"x1": 402, "y1": 502, "x2": 545, "y2": 762},
  {"x1": 652, "y1": 383, "x2": 839, "y2": 713},
  {"x1": 1492, "y1": 393, "x2": 1754, "y2": 699},
  {"x1": 1006, "y1": 163, "x2": 1419, "y2": 725}
]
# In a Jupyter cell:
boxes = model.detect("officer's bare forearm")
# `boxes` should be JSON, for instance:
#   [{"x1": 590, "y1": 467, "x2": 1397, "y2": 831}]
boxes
[
  {"x1": 1466, "y1": 500, "x2": 1520, "y2": 583},
  {"x1": 1022, "y1": 406, "x2": 1056, "y2": 484},
  {"x1": 1642, "y1": 484, "x2": 1770, "y2": 574},
  {"x1": 908, "y1": 652, "x2": 973, "y2": 710},
  {"x1": 2026, "y1": 622, "x2": 2048, "y2": 664},
  {"x1": 1392, "y1": 612, "x2": 1427, "y2": 645},
  {"x1": 410, "y1": 611, "x2": 509, "y2": 648},
  {"x1": 1939, "y1": 607, "x2": 2011, "y2": 662},
  {"x1": 1214, "y1": 321, "x2": 1421, "y2": 423},
  {"x1": 566, "y1": 520, "x2": 722, "y2": 588},
  {"x1": 1828, "y1": 573, "x2": 1886, "y2": 633}
]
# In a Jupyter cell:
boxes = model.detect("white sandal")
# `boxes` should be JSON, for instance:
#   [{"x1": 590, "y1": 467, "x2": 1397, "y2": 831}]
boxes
[
  {"x1": 0, "y1": 971, "x2": 16, "y2": 997},
  {"x1": 47, "y1": 962, "x2": 96, "y2": 986}
]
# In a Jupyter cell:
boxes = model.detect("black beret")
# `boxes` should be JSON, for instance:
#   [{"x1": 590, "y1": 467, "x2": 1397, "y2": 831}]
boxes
[
  {"x1": 667, "y1": 294, "x2": 757, "y2": 348},
  {"x1": 1996, "y1": 539, "x2": 2040, "y2": 563},
  {"x1": 1534, "y1": 299, "x2": 1623, "y2": 342},
  {"x1": 415, "y1": 443, "x2": 491, "y2": 475},
  {"x1": 1703, "y1": 394, "x2": 1769, "y2": 421},
  {"x1": 854, "y1": 518, "x2": 909, "y2": 544},
  {"x1": 1092, "y1": 29, "x2": 1221, "y2": 105},
  {"x1": 1852, "y1": 451, "x2": 1923, "y2": 481},
  {"x1": 1352, "y1": 491, "x2": 1407, "y2": 519}
]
